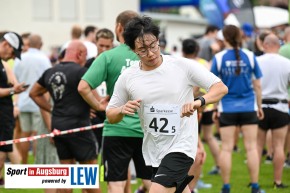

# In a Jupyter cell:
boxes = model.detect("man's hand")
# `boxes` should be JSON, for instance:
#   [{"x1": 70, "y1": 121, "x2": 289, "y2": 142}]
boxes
[
  {"x1": 90, "y1": 108, "x2": 96, "y2": 119},
  {"x1": 13, "y1": 82, "x2": 28, "y2": 94},
  {"x1": 120, "y1": 99, "x2": 142, "y2": 115},
  {"x1": 98, "y1": 95, "x2": 110, "y2": 111},
  {"x1": 13, "y1": 105, "x2": 19, "y2": 118},
  {"x1": 212, "y1": 110, "x2": 220, "y2": 122},
  {"x1": 257, "y1": 107, "x2": 264, "y2": 120},
  {"x1": 197, "y1": 144, "x2": 207, "y2": 165},
  {"x1": 181, "y1": 100, "x2": 201, "y2": 117}
]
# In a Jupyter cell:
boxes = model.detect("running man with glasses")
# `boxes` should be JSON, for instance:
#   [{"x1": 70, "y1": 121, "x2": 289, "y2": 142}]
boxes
[
  {"x1": 134, "y1": 39, "x2": 159, "y2": 58},
  {"x1": 106, "y1": 16, "x2": 228, "y2": 193},
  {"x1": 78, "y1": 11, "x2": 152, "y2": 193}
]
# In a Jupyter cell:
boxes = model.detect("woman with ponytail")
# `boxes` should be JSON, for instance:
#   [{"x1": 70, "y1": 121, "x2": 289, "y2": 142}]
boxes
[{"x1": 211, "y1": 25, "x2": 264, "y2": 193}]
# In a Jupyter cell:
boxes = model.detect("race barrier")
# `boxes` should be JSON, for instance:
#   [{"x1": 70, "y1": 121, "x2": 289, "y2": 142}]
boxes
[{"x1": 0, "y1": 123, "x2": 104, "y2": 146}]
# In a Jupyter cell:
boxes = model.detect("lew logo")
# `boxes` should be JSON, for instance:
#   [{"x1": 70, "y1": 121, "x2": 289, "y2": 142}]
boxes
[
  {"x1": 70, "y1": 167, "x2": 98, "y2": 185},
  {"x1": 5, "y1": 164, "x2": 99, "y2": 189}
]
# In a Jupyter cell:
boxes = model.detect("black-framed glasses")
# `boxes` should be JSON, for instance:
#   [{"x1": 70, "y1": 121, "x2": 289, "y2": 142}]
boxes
[{"x1": 135, "y1": 41, "x2": 159, "y2": 57}]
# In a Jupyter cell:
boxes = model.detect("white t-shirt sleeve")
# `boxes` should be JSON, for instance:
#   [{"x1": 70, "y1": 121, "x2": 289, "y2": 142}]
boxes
[
  {"x1": 107, "y1": 73, "x2": 129, "y2": 110},
  {"x1": 183, "y1": 58, "x2": 221, "y2": 91}
]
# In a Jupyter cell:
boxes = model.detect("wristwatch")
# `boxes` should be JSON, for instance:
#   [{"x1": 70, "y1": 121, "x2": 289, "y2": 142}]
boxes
[
  {"x1": 194, "y1": 96, "x2": 206, "y2": 107},
  {"x1": 9, "y1": 88, "x2": 15, "y2": 96}
]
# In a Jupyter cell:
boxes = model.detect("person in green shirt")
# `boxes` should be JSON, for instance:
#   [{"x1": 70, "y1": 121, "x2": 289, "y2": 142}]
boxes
[
  {"x1": 78, "y1": 10, "x2": 151, "y2": 193},
  {"x1": 279, "y1": 27, "x2": 290, "y2": 60},
  {"x1": 279, "y1": 26, "x2": 290, "y2": 169}
]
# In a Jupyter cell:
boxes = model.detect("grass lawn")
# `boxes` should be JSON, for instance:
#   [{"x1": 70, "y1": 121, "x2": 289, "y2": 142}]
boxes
[{"x1": 1, "y1": 137, "x2": 289, "y2": 193}]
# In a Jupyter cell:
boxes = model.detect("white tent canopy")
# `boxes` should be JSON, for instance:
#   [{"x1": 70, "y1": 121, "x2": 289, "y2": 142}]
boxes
[{"x1": 225, "y1": 6, "x2": 289, "y2": 29}]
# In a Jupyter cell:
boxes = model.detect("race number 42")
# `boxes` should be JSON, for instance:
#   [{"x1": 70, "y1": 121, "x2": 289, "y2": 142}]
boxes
[
  {"x1": 144, "y1": 104, "x2": 180, "y2": 136},
  {"x1": 149, "y1": 117, "x2": 176, "y2": 134}
]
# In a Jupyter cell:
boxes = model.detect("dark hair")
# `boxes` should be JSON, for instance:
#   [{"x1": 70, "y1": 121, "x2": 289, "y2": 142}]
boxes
[
  {"x1": 159, "y1": 38, "x2": 167, "y2": 47},
  {"x1": 123, "y1": 16, "x2": 160, "y2": 50},
  {"x1": 95, "y1": 28, "x2": 114, "y2": 41},
  {"x1": 205, "y1": 25, "x2": 219, "y2": 35},
  {"x1": 182, "y1": 38, "x2": 199, "y2": 56},
  {"x1": 21, "y1": 32, "x2": 31, "y2": 39},
  {"x1": 223, "y1": 25, "x2": 242, "y2": 75},
  {"x1": 0, "y1": 31, "x2": 8, "y2": 39},
  {"x1": 259, "y1": 30, "x2": 271, "y2": 42},
  {"x1": 58, "y1": 49, "x2": 66, "y2": 61},
  {"x1": 84, "y1": 26, "x2": 97, "y2": 37}
]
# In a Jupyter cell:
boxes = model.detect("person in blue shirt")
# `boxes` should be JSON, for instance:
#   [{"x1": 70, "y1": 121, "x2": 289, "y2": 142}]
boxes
[{"x1": 211, "y1": 25, "x2": 264, "y2": 193}]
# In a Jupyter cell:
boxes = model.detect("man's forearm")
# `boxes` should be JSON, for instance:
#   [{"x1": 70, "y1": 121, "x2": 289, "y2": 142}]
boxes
[
  {"x1": 33, "y1": 95, "x2": 51, "y2": 112},
  {"x1": 83, "y1": 91, "x2": 100, "y2": 110},
  {"x1": 106, "y1": 106, "x2": 125, "y2": 124},
  {"x1": 253, "y1": 79, "x2": 262, "y2": 108},
  {"x1": 203, "y1": 82, "x2": 228, "y2": 105},
  {"x1": 78, "y1": 80, "x2": 100, "y2": 110}
]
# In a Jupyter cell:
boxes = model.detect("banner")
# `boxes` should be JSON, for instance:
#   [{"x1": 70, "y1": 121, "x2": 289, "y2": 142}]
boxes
[
  {"x1": 221, "y1": 0, "x2": 255, "y2": 27},
  {"x1": 199, "y1": 0, "x2": 255, "y2": 28},
  {"x1": 199, "y1": 0, "x2": 224, "y2": 28},
  {"x1": 140, "y1": 0, "x2": 199, "y2": 11},
  {"x1": 5, "y1": 164, "x2": 99, "y2": 189}
]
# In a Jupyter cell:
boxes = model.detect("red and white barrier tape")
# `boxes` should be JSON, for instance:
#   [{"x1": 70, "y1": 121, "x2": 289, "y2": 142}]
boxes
[{"x1": 0, "y1": 123, "x2": 104, "y2": 146}]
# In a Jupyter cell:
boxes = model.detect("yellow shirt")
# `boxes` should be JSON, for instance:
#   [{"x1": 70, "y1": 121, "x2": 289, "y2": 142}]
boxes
[{"x1": 196, "y1": 58, "x2": 214, "y2": 111}]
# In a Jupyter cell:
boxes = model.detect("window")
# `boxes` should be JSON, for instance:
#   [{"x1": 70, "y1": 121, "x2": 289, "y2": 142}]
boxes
[
  {"x1": 32, "y1": 0, "x2": 52, "y2": 20},
  {"x1": 84, "y1": 0, "x2": 102, "y2": 21},
  {"x1": 59, "y1": 0, "x2": 78, "y2": 21}
]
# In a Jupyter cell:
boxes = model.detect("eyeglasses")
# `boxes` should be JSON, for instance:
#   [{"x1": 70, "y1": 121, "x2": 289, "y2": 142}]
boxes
[{"x1": 135, "y1": 41, "x2": 159, "y2": 57}]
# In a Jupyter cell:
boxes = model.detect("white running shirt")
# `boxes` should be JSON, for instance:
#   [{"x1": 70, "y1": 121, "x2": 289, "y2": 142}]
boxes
[
  {"x1": 257, "y1": 53, "x2": 290, "y2": 113},
  {"x1": 108, "y1": 55, "x2": 221, "y2": 167}
]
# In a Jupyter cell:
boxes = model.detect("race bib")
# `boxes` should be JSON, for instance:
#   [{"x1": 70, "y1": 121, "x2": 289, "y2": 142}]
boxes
[{"x1": 144, "y1": 104, "x2": 180, "y2": 136}]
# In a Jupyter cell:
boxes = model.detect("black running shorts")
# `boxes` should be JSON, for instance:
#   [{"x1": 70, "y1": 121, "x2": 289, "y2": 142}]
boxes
[
  {"x1": 0, "y1": 123, "x2": 14, "y2": 152},
  {"x1": 219, "y1": 112, "x2": 258, "y2": 127},
  {"x1": 259, "y1": 108, "x2": 289, "y2": 130},
  {"x1": 151, "y1": 152, "x2": 194, "y2": 191},
  {"x1": 54, "y1": 130, "x2": 97, "y2": 162},
  {"x1": 102, "y1": 136, "x2": 152, "y2": 181}
]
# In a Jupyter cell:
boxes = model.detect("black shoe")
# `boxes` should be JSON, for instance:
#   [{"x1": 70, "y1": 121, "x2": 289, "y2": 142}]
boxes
[
  {"x1": 264, "y1": 156, "x2": 272, "y2": 164},
  {"x1": 233, "y1": 145, "x2": 239, "y2": 152},
  {"x1": 214, "y1": 132, "x2": 221, "y2": 141},
  {"x1": 0, "y1": 178, "x2": 4, "y2": 187},
  {"x1": 208, "y1": 166, "x2": 220, "y2": 175},
  {"x1": 284, "y1": 159, "x2": 290, "y2": 168},
  {"x1": 262, "y1": 149, "x2": 267, "y2": 156},
  {"x1": 274, "y1": 182, "x2": 288, "y2": 189}
]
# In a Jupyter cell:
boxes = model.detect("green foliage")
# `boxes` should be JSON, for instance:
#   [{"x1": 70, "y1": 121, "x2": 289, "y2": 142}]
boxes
[{"x1": 250, "y1": 0, "x2": 260, "y2": 6}]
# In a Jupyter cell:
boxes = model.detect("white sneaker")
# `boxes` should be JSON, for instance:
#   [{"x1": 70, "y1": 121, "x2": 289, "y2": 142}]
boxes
[{"x1": 196, "y1": 180, "x2": 212, "y2": 189}]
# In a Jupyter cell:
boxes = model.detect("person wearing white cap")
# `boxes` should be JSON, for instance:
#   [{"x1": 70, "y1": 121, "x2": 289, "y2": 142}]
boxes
[
  {"x1": 1, "y1": 32, "x2": 23, "y2": 60},
  {"x1": 0, "y1": 31, "x2": 28, "y2": 185}
]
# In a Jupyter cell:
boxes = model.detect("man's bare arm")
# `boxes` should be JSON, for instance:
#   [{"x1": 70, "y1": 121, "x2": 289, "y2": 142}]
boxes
[
  {"x1": 78, "y1": 79, "x2": 109, "y2": 111},
  {"x1": 106, "y1": 99, "x2": 141, "y2": 124},
  {"x1": 29, "y1": 83, "x2": 51, "y2": 112}
]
